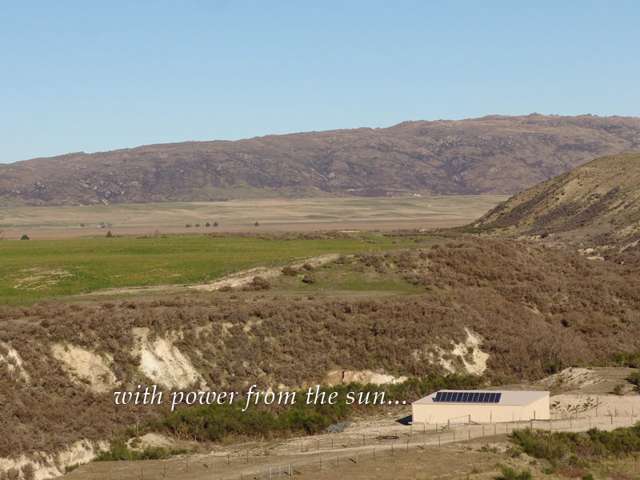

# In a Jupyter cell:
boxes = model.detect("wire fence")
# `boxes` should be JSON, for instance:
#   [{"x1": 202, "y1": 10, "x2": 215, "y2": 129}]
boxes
[{"x1": 72, "y1": 413, "x2": 640, "y2": 480}]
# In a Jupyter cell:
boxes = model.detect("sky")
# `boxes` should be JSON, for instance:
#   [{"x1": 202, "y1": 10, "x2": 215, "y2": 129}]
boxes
[{"x1": 2, "y1": 1, "x2": 639, "y2": 163}]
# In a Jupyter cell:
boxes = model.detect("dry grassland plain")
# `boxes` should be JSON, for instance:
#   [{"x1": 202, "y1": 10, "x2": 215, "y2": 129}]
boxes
[{"x1": 0, "y1": 195, "x2": 506, "y2": 240}]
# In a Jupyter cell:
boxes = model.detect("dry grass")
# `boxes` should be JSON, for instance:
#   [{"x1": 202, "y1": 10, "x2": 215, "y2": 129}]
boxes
[{"x1": 0, "y1": 195, "x2": 505, "y2": 240}]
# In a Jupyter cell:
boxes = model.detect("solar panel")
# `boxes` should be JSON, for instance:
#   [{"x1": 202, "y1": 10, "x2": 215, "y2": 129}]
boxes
[{"x1": 432, "y1": 391, "x2": 502, "y2": 403}]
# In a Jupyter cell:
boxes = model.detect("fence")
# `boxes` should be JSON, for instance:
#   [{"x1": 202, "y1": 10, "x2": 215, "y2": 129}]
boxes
[{"x1": 73, "y1": 412, "x2": 640, "y2": 480}]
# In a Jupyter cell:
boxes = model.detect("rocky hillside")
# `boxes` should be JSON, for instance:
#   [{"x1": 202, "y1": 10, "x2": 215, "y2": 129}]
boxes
[
  {"x1": 2, "y1": 115, "x2": 640, "y2": 205},
  {"x1": 476, "y1": 153, "x2": 640, "y2": 252}
]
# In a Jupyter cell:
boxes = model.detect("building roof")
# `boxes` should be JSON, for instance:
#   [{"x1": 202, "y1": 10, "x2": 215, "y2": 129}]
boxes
[{"x1": 413, "y1": 389, "x2": 549, "y2": 407}]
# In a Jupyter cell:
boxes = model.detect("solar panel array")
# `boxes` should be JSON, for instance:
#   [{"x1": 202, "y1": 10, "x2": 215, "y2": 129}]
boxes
[{"x1": 433, "y1": 391, "x2": 502, "y2": 403}]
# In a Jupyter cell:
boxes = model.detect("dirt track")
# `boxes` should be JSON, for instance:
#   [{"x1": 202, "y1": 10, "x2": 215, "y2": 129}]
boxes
[
  {"x1": 83, "y1": 253, "x2": 342, "y2": 297},
  {"x1": 64, "y1": 394, "x2": 640, "y2": 480}
]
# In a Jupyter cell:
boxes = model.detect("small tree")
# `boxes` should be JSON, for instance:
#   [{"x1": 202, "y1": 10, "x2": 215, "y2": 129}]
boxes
[
  {"x1": 106, "y1": 230, "x2": 113, "y2": 238},
  {"x1": 20, "y1": 234, "x2": 30, "y2": 240},
  {"x1": 213, "y1": 221, "x2": 219, "y2": 227},
  {"x1": 205, "y1": 222, "x2": 211, "y2": 227},
  {"x1": 254, "y1": 221, "x2": 260, "y2": 227}
]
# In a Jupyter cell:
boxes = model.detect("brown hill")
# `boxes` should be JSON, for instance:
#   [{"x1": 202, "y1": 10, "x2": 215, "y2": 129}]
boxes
[
  {"x1": 476, "y1": 153, "x2": 640, "y2": 251},
  {"x1": 2, "y1": 114, "x2": 640, "y2": 205},
  {"x1": 2, "y1": 238, "x2": 640, "y2": 458}
]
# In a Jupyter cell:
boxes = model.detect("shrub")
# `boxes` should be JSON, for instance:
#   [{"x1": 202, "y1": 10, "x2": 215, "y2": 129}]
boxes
[
  {"x1": 95, "y1": 440, "x2": 185, "y2": 461},
  {"x1": 21, "y1": 464, "x2": 35, "y2": 480},
  {"x1": 247, "y1": 276, "x2": 270, "y2": 290},
  {"x1": 511, "y1": 424, "x2": 640, "y2": 466},
  {"x1": 627, "y1": 371, "x2": 640, "y2": 391},
  {"x1": 611, "y1": 352, "x2": 640, "y2": 368},
  {"x1": 281, "y1": 266, "x2": 298, "y2": 276},
  {"x1": 20, "y1": 234, "x2": 29, "y2": 240},
  {"x1": 494, "y1": 466, "x2": 532, "y2": 480},
  {"x1": 4, "y1": 468, "x2": 19, "y2": 480},
  {"x1": 105, "y1": 230, "x2": 113, "y2": 238}
]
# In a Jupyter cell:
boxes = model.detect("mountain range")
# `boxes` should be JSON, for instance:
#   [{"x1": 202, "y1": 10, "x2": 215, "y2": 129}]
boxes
[{"x1": 2, "y1": 114, "x2": 640, "y2": 206}]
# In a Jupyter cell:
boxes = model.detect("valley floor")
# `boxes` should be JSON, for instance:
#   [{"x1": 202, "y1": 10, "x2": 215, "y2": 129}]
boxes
[{"x1": 0, "y1": 195, "x2": 505, "y2": 240}]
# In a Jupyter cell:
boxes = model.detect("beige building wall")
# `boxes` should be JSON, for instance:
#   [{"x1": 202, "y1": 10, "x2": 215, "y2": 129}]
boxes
[{"x1": 412, "y1": 393, "x2": 550, "y2": 424}]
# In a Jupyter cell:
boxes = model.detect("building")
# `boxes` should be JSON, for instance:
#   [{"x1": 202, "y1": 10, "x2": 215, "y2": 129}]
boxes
[{"x1": 412, "y1": 390, "x2": 550, "y2": 425}]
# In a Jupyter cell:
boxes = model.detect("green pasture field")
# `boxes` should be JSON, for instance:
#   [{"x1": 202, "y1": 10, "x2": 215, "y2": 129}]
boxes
[{"x1": 0, "y1": 233, "x2": 420, "y2": 305}]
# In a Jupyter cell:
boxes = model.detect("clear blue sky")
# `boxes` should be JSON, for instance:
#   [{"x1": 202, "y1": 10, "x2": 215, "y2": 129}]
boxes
[{"x1": 2, "y1": 1, "x2": 639, "y2": 163}]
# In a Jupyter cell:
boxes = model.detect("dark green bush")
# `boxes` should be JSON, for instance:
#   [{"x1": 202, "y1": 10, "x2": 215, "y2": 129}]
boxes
[
  {"x1": 626, "y1": 371, "x2": 640, "y2": 391},
  {"x1": 494, "y1": 466, "x2": 532, "y2": 480},
  {"x1": 95, "y1": 440, "x2": 186, "y2": 461},
  {"x1": 611, "y1": 351, "x2": 640, "y2": 368},
  {"x1": 511, "y1": 424, "x2": 640, "y2": 467}
]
